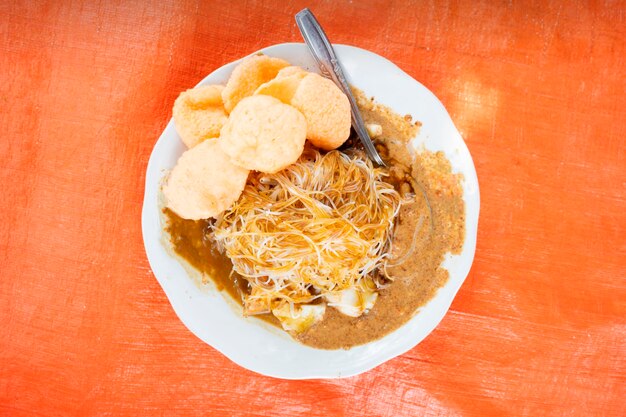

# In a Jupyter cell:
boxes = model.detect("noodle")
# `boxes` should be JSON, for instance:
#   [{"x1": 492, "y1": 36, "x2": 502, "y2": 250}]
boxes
[{"x1": 211, "y1": 147, "x2": 402, "y2": 316}]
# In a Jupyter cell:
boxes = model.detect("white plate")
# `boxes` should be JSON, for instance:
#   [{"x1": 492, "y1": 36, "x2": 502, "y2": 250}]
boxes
[{"x1": 141, "y1": 43, "x2": 480, "y2": 379}]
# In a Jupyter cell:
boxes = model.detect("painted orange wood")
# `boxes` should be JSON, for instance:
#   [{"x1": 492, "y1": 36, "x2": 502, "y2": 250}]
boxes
[{"x1": 1, "y1": 1, "x2": 624, "y2": 416}]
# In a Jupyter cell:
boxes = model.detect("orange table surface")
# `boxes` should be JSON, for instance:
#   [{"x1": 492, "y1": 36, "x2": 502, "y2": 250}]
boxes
[{"x1": 1, "y1": 1, "x2": 625, "y2": 416}]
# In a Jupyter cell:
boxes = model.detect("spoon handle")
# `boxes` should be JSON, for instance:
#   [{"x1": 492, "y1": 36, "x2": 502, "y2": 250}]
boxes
[{"x1": 295, "y1": 8, "x2": 386, "y2": 166}]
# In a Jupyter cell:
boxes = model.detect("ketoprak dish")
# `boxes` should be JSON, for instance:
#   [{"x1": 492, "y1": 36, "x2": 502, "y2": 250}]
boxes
[{"x1": 161, "y1": 54, "x2": 465, "y2": 349}]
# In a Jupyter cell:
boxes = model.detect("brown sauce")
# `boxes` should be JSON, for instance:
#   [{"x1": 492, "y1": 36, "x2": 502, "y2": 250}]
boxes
[
  {"x1": 163, "y1": 213, "x2": 244, "y2": 299},
  {"x1": 163, "y1": 209, "x2": 281, "y2": 327},
  {"x1": 162, "y1": 89, "x2": 465, "y2": 349}
]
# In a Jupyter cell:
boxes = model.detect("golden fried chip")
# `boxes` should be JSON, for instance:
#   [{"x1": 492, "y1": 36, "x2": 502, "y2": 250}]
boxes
[
  {"x1": 290, "y1": 73, "x2": 351, "y2": 150},
  {"x1": 219, "y1": 95, "x2": 306, "y2": 174},
  {"x1": 221, "y1": 55, "x2": 290, "y2": 113},
  {"x1": 253, "y1": 73, "x2": 305, "y2": 104},
  {"x1": 172, "y1": 85, "x2": 228, "y2": 148},
  {"x1": 163, "y1": 139, "x2": 249, "y2": 220},
  {"x1": 276, "y1": 66, "x2": 308, "y2": 79}
]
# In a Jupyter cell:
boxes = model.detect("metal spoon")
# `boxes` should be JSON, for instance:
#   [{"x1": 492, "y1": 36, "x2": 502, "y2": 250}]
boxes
[{"x1": 295, "y1": 8, "x2": 386, "y2": 166}]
